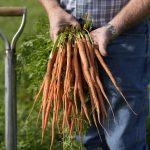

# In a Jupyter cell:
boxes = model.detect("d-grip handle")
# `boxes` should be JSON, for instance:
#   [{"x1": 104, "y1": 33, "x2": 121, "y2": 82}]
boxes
[{"x1": 0, "y1": 7, "x2": 26, "y2": 16}]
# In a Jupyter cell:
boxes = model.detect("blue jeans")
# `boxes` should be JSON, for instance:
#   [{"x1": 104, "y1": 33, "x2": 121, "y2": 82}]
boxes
[{"x1": 83, "y1": 20, "x2": 150, "y2": 150}]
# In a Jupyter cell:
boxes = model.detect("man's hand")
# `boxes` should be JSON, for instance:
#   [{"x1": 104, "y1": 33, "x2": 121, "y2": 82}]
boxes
[
  {"x1": 90, "y1": 27, "x2": 112, "y2": 57},
  {"x1": 49, "y1": 7, "x2": 80, "y2": 41},
  {"x1": 39, "y1": 0, "x2": 80, "y2": 41}
]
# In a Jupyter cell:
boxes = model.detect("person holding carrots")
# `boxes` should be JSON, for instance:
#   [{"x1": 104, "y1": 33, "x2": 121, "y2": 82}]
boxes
[{"x1": 39, "y1": 0, "x2": 150, "y2": 149}]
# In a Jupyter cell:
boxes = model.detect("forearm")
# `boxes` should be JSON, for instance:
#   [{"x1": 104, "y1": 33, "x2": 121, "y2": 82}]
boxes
[
  {"x1": 39, "y1": 0, "x2": 60, "y2": 16},
  {"x1": 110, "y1": 0, "x2": 150, "y2": 33}
]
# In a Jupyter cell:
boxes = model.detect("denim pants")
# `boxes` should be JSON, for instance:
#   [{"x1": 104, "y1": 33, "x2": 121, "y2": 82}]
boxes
[{"x1": 83, "y1": 20, "x2": 150, "y2": 150}]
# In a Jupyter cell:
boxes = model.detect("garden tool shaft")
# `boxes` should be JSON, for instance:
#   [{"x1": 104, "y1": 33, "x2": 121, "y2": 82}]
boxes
[{"x1": 0, "y1": 7, "x2": 27, "y2": 150}]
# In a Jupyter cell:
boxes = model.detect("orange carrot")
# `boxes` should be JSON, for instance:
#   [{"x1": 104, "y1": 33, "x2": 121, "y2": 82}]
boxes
[
  {"x1": 82, "y1": 37, "x2": 96, "y2": 83},
  {"x1": 69, "y1": 103, "x2": 76, "y2": 135},
  {"x1": 50, "y1": 107, "x2": 56, "y2": 150},
  {"x1": 90, "y1": 91, "x2": 102, "y2": 141},
  {"x1": 95, "y1": 48, "x2": 137, "y2": 115},
  {"x1": 76, "y1": 39, "x2": 100, "y2": 120},
  {"x1": 73, "y1": 49, "x2": 79, "y2": 114},
  {"x1": 95, "y1": 75, "x2": 116, "y2": 123},
  {"x1": 73, "y1": 77, "x2": 78, "y2": 114},
  {"x1": 56, "y1": 47, "x2": 66, "y2": 120},
  {"x1": 74, "y1": 45, "x2": 91, "y2": 125},
  {"x1": 85, "y1": 35, "x2": 95, "y2": 66},
  {"x1": 63, "y1": 41, "x2": 72, "y2": 96},
  {"x1": 44, "y1": 84, "x2": 54, "y2": 129},
  {"x1": 79, "y1": 107, "x2": 85, "y2": 135},
  {"x1": 27, "y1": 76, "x2": 46, "y2": 121},
  {"x1": 42, "y1": 49, "x2": 58, "y2": 132},
  {"x1": 62, "y1": 100, "x2": 72, "y2": 130}
]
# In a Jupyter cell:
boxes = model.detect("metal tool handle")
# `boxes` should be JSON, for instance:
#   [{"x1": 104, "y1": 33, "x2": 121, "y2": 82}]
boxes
[
  {"x1": 0, "y1": 6, "x2": 27, "y2": 150},
  {"x1": 0, "y1": 7, "x2": 26, "y2": 16}
]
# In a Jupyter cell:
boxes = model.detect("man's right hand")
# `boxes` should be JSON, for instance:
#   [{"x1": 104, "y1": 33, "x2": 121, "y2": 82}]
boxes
[
  {"x1": 40, "y1": 0, "x2": 80, "y2": 41},
  {"x1": 48, "y1": 7, "x2": 80, "y2": 41}
]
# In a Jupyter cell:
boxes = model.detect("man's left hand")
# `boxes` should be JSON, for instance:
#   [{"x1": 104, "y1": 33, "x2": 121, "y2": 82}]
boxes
[{"x1": 90, "y1": 27, "x2": 112, "y2": 56}]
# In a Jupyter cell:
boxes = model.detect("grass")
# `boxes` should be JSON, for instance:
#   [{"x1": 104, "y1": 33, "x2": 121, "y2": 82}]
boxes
[{"x1": 0, "y1": 0, "x2": 46, "y2": 39}]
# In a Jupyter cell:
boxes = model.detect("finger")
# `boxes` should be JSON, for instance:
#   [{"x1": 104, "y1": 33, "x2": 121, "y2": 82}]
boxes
[
  {"x1": 93, "y1": 40, "x2": 98, "y2": 46},
  {"x1": 98, "y1": 43, "x2": 107, "y2": 57},
  {"x1": 71, "y1": 21, "x2": 81, "y2": 29},
  {"x1": 51, "y1": 26, "x2": 64, "y2": 42},
  {"x1": 50, "y1": 29, "x2": 58, "y2": 41},
  {"x1": 53, "y1": 28, "x2": 62, "y2": 42},
  {"x1": 90, "y1": 31, "x2": 97, "y2": 37},
  {"x1": 90, "y1": 32, "x2": 98, "y2": 45},
  {"x1": 90, "y1": 31, "x2": 95, "y2": 38},
  {"x1": 90, "y1": 32, "x2": 96, "y2": 41},
  {"x1": 90, "y1": 31, "x2": 95, "y2": 35}
]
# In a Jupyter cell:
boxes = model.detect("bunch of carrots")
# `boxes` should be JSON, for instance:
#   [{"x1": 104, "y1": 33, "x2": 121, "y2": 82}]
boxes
[{"x1": 29, "y1": 24, "x2": 136, "y2": 149}]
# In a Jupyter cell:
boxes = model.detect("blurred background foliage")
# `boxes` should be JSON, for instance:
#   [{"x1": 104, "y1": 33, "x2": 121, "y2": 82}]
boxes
[{"x1": 0, "y1": 0, "x2": 150, "y2": 150}]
